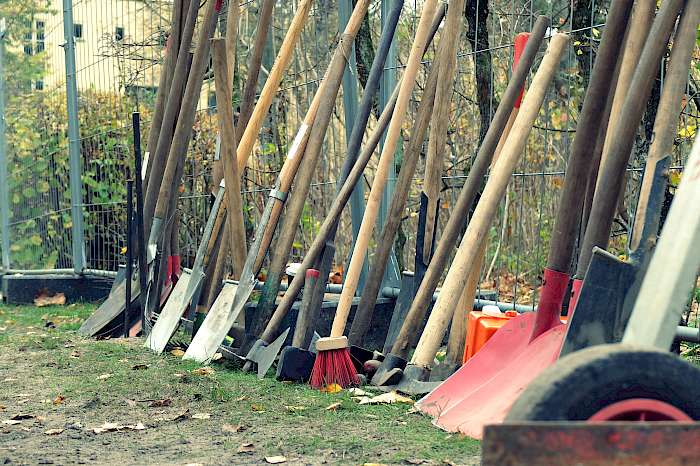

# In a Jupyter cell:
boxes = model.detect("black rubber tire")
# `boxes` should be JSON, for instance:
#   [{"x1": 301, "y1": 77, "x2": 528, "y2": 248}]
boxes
[{"x1": 506, "y1": 344, "x2": 700, "y2": 421}]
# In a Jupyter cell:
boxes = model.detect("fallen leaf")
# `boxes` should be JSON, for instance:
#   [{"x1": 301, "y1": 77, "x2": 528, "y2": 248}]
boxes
[
  {"x1": 348, "y1": 388, "x2": 372, "y2": 396},
  {"x1": 320, "y1": 383, "x2": 342, "y2": 394},
  {"x1": 3, "y1": 378, "x2": 17, "y2": 383},
  {"x1": 126, "y1": 399, "x2": 137, "y2": 407},
  {"x1": 222, "y1": 423, "x2": 246, "y2": 433},
  {"x1": 358, "y1": 391, "x2": 414, "y2": 405},
  {"x1": 285, "y1": 406, "x2": 306, "y2": 413},
  {"x1": 44, "y1": 428, "x2": 64, "y2": 435},
  {"x1": 265, "y1": 456, "x2": 287, "y2": 464},
  {"x1": 63, "y1": 342, "x2": 76, "y2": 348},
  {"x1": 170, "y1": 349, "x2": 185, "y2": 357},
  {"x1": 251, "y1": 404, "x2": 264, "y2": 412},
  {"x1": 10, "y1": 414, "x2": 35, "y2": 421},
  {"x1": 237, "y1": 442, "x2": 255, "y2": 454},
  {"x1": 129, "y1": 423, "x2": 146, "y2": 431},
  {"x1": 148, "y1": 399, "x2": 172, "y2": 408},
  {"x1": 191, "y1": 367, "x2": 215, "y2": 376},
  {"x1": 0, "y1": 405, "x2": 5, "y2": 411},
  {"x1": 325, "y1": 402, "x2": 342, "y2": 411},
  {"x1": 2, "y1": 420, "x2": 21, "y2": 425},
  {"x1": 211, "y1": 352, "x2": 223, "y2": 361},
  {"x1": 235, "y1": 396, "x2": 247, "y2": 402},
  {"x1": 97, "y1": 373, "x2": 113, "y2": 381},
  {"x1": 53, "y1": 395, "x2": 66, "y2": 405},
  {"x1": 191, "y1": 413, "x2": 211, "y2": 420},
  {"x1": 173, "y1": 372, "x2": 187, "y2": 378},
  {"x1": 69, "y1": 351, "x2": 80, "y2": 358},
  {"x1": 34, "y1": 292, "x2": 66, "y2": 307},
  {"x1": 405, "y1": 459, "x2": 426, "y2": 465},
  {"x1": 21, "y1": 426, "x2": 31, "y2": 432},
  {"x1": 131, "y1": 364, "x2": 150, "y2": 370},
  {"x1": 93, "y1": 422, "x2": 120, "y2": 434},
  {"x1": 442, "y1": 460, "x2": 456, "y2": 466},
  {"x1": 172, "y1": 409, "x2": 191, "y2": 422}
]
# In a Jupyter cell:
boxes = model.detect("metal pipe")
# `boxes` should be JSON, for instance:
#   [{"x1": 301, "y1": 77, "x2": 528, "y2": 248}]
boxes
[
  {"x1": 0, "y1": 19, "x2": 9, "y2": 271},
  {"x1": 62, "y1": 0, "x2": 86, "y2": 274}
]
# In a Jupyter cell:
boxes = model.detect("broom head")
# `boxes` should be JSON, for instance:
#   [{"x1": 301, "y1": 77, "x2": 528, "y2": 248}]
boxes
[{"x1": 310, "y1": 336, "x2": 359, "y2": 389}]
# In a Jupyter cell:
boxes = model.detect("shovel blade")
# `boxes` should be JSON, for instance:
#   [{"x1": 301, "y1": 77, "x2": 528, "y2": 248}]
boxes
[
  {"x1": 421, "y1": 325, "x2": 565, "y2": 439},
  {"x1": 247, "y1": 328, "x2": 291, "y2": 380},
  {"x1": 418, "y1": 313, "x2": 537, "y2": 417},
  {"x1": 560, "y1": 248, "x2": 637, "y2": 357},
  {"x1": 276, "y1": 346, "x2": 316, "y2": 382}
]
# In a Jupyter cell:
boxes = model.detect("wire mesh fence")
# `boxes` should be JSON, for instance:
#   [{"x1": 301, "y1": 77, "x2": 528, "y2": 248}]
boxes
[{"x1": 0, "y1": 0, "x2": 698, "y2": 316}]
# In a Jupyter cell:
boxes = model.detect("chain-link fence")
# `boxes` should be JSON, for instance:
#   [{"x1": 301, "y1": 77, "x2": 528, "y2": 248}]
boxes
[{"x1": 0, "y1": 0, "x2": 698, "y2": 312}]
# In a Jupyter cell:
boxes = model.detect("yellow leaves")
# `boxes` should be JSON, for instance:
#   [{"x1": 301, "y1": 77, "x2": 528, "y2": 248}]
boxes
[
  {"x1": 678, "y1": 123, "x2": 696, "y2": 139},
  {"x1": 320, "y1": 383, "x2": 342, "y2": 394},
  {"x1": 191, "y1": 366, "x2": 215, "y2": 376},
  {"x1": 169, "y1": 348, "x2": 185, "y2": 357}
]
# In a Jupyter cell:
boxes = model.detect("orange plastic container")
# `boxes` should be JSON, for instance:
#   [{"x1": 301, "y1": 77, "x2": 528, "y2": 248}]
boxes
[{"x1": 463, "y1": 310, "x2": 518, "y2": 363}]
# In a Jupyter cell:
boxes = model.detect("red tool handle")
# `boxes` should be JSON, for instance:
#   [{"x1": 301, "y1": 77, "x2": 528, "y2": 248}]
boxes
[{"x1": 513, "y1": 32, "x2": 530, "y2": 108}]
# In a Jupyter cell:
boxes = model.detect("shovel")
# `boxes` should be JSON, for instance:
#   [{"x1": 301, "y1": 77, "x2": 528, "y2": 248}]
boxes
[
  {"x1": 398, "y1": 0, "x2": 636, "y2": 391},
  {"x1": 182, "y1": 0, "x2": 324, "y2": 363},
  {"x1": 242, "y1": 8, "x2": 448, "y2": 364},
  {"x1": 251, "y1": 0, "x2": 407, "y2": 379},
  {"x1": 416, "y1": 0, "x2": 640, "y2": 414},
  {"x1": 346, "y1": 0, "x2": 464, "y2": 364},
  {"x1": 370, "y1": 15, "x2": 551, "y2": 387},
  {"x1": 421, "y1": 0, "x2": 694, "y2": 439}
]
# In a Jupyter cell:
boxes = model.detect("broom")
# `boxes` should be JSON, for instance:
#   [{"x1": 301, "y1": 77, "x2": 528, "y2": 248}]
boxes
[{"x1": 311, "y1": 0, "x2": 440, "y2": 389}]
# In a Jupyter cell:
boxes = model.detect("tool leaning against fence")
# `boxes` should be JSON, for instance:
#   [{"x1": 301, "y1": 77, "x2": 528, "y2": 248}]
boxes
[
  {"x1": 369, "y1": 15, "x2": 551, "y2": 388},
  {"x1": 346, "y1": 0, "x2": 465, "y2": 370},
  {"x1": 308, "y1": 0, "x2": 441, "y2": 389},
  {"x1": 246, "y1": 0, "x2": 406, "y2": 380}
]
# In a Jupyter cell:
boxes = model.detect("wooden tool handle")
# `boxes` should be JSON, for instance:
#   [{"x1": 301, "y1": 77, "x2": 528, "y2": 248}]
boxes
[
  {"x1": 332, "y1": 0, "x2": 440, "y2": 338},
  {"x1": 545, "y1": 0, "x2": 634, "y2": 274},
  {"x1": 212, "y1": 39, "x2": 247, "y2": 279},
  {"x1": 576, "y1": 0, "x2": 684, "y2": 276},
  {"x1": 235, "y1": 0, "x2": 314, "y2": 172},
  {"x1": 411, "y1": 33, "x2": 569, "y2": 368},
  {"x1": 630, "y1": 1, "x2": 700, "y2": 251}
]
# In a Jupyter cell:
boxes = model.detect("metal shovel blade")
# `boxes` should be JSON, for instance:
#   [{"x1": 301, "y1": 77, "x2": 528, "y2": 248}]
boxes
[
  {"x1": 559, "y1": 247, "x2": 638, "y2": 357},
  {"x1": 424, "y1": 324, "x2": 565, "y2": 439},
  {"x1": 145, "y1": 269, "x2": 203, "y2": 353},
  {"x1": 247, "y1": 327, "x2": 290, "y2": 379}
]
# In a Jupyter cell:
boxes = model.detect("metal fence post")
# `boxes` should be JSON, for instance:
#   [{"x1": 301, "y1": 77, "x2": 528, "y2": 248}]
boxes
[
  {"x1": 0, "y1": 19, "x2": 9, "y2": 271},
  {"x1": 62, "y1": 0, "x2": 86, "y2": 273},
  {"x1": 379, "y1": 0, "x2": 401, "y2": 288},
  {"x1": 339, "y1": 0, "x2": 369, "y2": 294}
]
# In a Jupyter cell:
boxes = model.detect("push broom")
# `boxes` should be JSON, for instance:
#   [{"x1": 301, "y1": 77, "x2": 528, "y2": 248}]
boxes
[{"x1": 310, "y1": 0, "x2": 441, "y2": 389}]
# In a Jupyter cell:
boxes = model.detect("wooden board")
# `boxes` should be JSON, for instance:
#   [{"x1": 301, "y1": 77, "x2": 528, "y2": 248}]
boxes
[{"x1": 79, "y1": 275, "x2": 140, "y2": 337}]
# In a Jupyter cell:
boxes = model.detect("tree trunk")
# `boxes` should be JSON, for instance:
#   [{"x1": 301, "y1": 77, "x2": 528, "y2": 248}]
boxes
[{"x1": 465, "y1": 0, "x2": 495, "y2": 144}]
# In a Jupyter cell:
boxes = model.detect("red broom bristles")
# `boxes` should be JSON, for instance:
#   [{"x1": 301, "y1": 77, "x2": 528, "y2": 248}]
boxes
[{"x1": 310, "y1": 347, "x2": 359, "y2": 389}]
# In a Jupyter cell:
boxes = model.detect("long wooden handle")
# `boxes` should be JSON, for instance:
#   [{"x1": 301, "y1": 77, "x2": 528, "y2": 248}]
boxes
[
  {"x1": 545, "y1": 0, "x2": 634, "y2": 274},
  {"x1": 389, "y1": 16, "x2": 550, "y2": 359},
  {"x1": 153, "y1": 0, "x2": 223, "y2": 222},
  {"x1": 235, "y1": 0, "x2": 314, "y2": 172},
  {"x1": 630, "y1": 1, "x2": 700, "y2": 251},
  {"x1": 250, "y1": 0, "x2": 372, "y2": 339},
  {"x1": 331, "y1": 0, "x2": 440, "y2": 338},
  {"x1": 576, "y1": 0, "x2": 684, "y2": 277},
  {"x1": 446, "y1": 32, "x2": 529, "y2": 363},
  {"x1": 410, "y1": 33, "x2": 569, "y2": 369},
  {"x1": 421, "y1": 0, "x2": 466, "y2": 263},
  {"x1": 213, "y1": 39, "x2": 248, "y2": 279}
]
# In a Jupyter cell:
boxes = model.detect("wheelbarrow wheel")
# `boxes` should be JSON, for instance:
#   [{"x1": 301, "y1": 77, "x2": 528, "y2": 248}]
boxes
[{"x1": 506, "y1": 344, "x2": 700, "y2": 422}]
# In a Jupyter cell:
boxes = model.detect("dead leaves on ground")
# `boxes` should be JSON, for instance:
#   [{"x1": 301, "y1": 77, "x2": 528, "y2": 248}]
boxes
[
  {"x1": 191, "y1": 367, "x2": 215, "y2": 377},
  {"x1": 34, "y1": 291, "x2": 66, "y2": 307},
  {"x1": 96, "y1": 373, "x2": 113, "y2": 381},
  {"x1": 237, "y1": 442, "x2": 255, "y2": 454},
  {"x1": 354, "y1": 391, "x2": 414, "y2": 406},
  {"x1": 44, "y1": 428, "x2": 64, "y2": 435},
  {"x1": 222, "y1": 423, "x2": 247, "y2": 433},
  {"x1": 265, "y1": 455, "x2": 287, "y2": 464}
]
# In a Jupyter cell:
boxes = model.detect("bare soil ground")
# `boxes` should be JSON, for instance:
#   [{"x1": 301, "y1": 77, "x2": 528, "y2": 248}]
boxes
[{"x1": 0, "y1": 304, "x2": 480, "y2": 465}]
